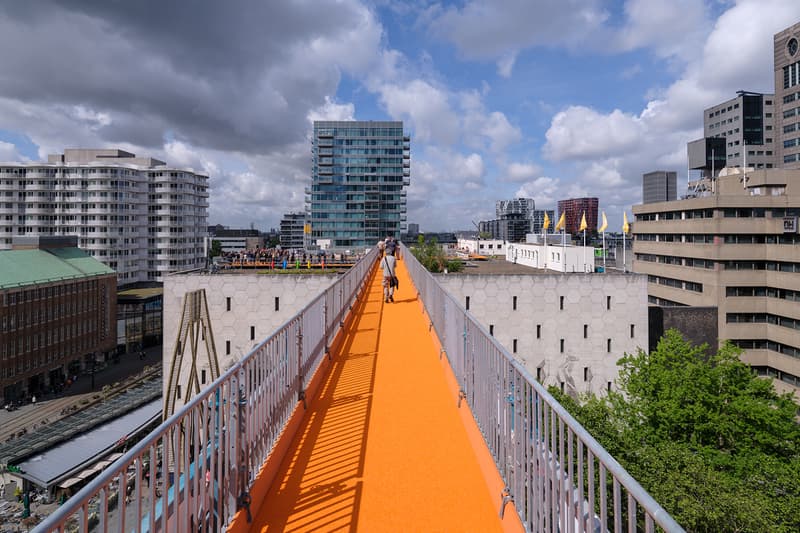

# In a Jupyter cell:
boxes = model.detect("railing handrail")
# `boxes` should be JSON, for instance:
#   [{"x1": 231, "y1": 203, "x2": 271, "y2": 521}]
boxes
[
  {"x1": 400, "y1": 242, "x2": 684, "y2": 532},
  {"x1": 37, "y1": 248, "x2": 379, "y2": 532}
]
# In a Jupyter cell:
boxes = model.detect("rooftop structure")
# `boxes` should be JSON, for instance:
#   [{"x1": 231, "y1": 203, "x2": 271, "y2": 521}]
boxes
[
  {"x1": 775, "y1": 21, "x2": 800, "y2": 168},
  {"x1": 643, "y1": 170, "x2": 678, "y2": 204}
]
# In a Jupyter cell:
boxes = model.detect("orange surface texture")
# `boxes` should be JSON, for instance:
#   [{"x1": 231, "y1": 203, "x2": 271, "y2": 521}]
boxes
[{"x1": 247, "y1": 259, "x2": 522, "y2": 532}]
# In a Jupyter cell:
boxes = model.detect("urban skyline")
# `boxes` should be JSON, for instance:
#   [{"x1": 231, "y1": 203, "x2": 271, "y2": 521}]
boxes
[{"x1": 0, "y1": 2, "x2": 798, "y2": 234}]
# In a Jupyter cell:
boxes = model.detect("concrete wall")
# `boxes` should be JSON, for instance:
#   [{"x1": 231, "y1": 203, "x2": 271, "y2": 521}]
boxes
[
  {"x1": 162, "y1": 273, "x2": 339, "y2": 402},
  {"x1": 648, "y1": 306, "x2": 718, "y2": 354},
  {"x1": 437, "y1": 273, "x2": 649, "y2": 396}
]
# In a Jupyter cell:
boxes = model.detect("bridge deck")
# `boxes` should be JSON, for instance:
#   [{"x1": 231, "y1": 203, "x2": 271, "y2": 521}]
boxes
[{"x1": 247, "y1": 259, "x2": 521, "y2": 532}]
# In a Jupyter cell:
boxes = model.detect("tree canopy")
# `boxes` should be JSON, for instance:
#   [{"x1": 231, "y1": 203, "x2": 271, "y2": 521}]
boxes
[
  {"x1": 550, "y1": 329, "x2": 800, "y2": 533},
  {"x1": 410, "y1": 235, "x2": 463, "y2": 273}
]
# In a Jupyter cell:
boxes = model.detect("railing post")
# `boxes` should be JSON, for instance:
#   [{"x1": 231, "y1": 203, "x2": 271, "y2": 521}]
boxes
[{"x1": 297, "y1": 321, "x2": 306, "y2": 408}]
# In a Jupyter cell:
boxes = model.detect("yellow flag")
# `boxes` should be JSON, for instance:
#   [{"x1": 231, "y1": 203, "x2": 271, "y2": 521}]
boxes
[
  {"x1": 623, "y1": 212, "x2": 630, "y2": 234},
  {"x1": 579, "y1": 212, "x2": 587, "y2": 232},
  {"x1": 555, "y1": 212, "x2": 566, "y2": 232},
  {"x1": 599, "y1": 211, "x2": 608, "y2": 232},
  {"x1": 543, "y1": 212, "x2": 550, "y2": 231}
]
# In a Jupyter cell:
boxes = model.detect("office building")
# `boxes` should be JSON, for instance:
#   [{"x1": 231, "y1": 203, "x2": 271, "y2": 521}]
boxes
[
  {"x1": 557, "y1": 197, "x2": 598, "y2": 234},
  {"x1": 479, "y1": 214, "x2": 529, "y2": 242},
  {"x1": 530, "y1": 209, "x2": 555, "y2": 234},
  {"x1": 776, "y1": 22, "x2": 800, "y2": 168},
  {"x1": 688, "y1": 91, "x2": 777, "y2": 180},
  {"x1": 209, "y1": 227, "x2": 264, "y2": 253},
  {"x1": 496, "y1": 198, "x2": 536, "y2": 219},
  {"x1": 632, "y1": 167, "x2": 800, "y2": 395},
  {"x1": 643, "y1": 171, "x2": 678, "y2": 204},
  {"x1": 0, "y1": 149, "x2": 209, "y2": 285},
  {"x1": 308, "y1": 121, "x2": 410, "y2": 251},
  {"x1": 0, "y1": 236, "x2": 117, "y2": 404},
  {"x1": 280, "y1": 212, "x2": 307, "y2": 250}
]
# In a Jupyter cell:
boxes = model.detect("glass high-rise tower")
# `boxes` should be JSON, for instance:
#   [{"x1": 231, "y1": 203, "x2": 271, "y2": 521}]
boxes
[{"x1": 308, "y1": 121, "x2": 410, "y2": 250}]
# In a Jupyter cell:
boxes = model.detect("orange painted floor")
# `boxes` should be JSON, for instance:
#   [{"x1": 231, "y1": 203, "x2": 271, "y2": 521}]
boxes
[{"x1": 250, "y1": 260, "x2": 510, "y2": 532}]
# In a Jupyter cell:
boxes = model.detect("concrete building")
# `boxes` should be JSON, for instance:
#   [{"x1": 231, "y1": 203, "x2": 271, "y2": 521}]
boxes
[
  {"x1": 308, "y1": 121, "x2": 410, "y2": 251},
  {"x1": 505, "y1": 241, "x2": 596, "y2": 273},
  {"x1": 557, "y1": 198, "x2": 598, "y2": 234},
  {"x1": 0, "y1": 149, "x2": 209, "y2": 285},
  {"x1": 437, "y1": 273, "x2": 648, "y2": 396},
  {"x1": 643, "y1": 171, "x2": 678, "y2": 204},
  {"x1": 776, "y1": 21, "x2": 800, "y2": 168},
  {"x1": 688, "y1": 91, "x2": 777, "y2": 179},
  {"x1": 632, "y1": 167, "x2": 800, "y2": 395},
  {"x1": 280, "y1": 212, "x2": 307, "y2": 250},
  {"x1": 0, "y1": 236, "x2": 117, "y2": 403}
]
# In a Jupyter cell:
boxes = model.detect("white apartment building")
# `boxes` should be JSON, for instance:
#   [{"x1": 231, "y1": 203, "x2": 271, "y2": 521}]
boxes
[{"x1": 0, "y1": 149, "x2": 208, "y2": 285}]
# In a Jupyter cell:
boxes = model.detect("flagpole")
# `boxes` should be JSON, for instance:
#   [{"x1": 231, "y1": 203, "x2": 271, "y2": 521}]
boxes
[
  {"x1": 562, "y1": 227, "x2": 566, "y2": 273},
  {"x1": 582, "y1": 228, "x2": 586, "y2": 272},
  {"x1": 622, "y1": 230, "x2": 626, "y2": 273},
  {"x1": 543, "y1": 226, "x2": 547, "y2": 270},
  {"x1": 602, "y1": 230, "x2": 606, "y2": 270}
]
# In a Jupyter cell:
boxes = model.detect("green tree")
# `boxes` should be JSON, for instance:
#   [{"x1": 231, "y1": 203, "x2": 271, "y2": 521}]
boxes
[
  {"x1": 410, "y1": 235, "x2": 463, "y2": 273},
  {"x1": 209, "y1": 239, "x2": 222, "y2": 258},
  {"x1": 549, "y1": 329, "x2": 800, "y2": 532}
]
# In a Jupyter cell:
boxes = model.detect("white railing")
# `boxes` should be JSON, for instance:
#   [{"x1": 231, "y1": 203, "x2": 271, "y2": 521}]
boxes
[
  {"x1": 401, "y1": 244, "x2": 684, "y2": 533},
  {"x1": 35, "y1": 248, "x2": 378, "y2": 533}
]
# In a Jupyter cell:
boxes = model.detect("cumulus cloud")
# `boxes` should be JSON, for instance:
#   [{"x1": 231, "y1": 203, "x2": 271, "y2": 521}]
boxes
[
  {"x1": 423, "y1": 0, "x2": 609, "y2": 76},
  {"x1": 545, "y1": 107, "x2": 644, "y2": 161},
  {"x1": 0, "y1": 141, "x2": 24, "y2": 162},
  {"x1": 505, "y1": 162, "x2": 541, "y2": 183}
]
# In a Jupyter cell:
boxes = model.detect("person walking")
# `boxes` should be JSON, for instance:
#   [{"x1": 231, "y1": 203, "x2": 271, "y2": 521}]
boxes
[{"x1": 381, "y1": 250, "x2": 397, "y2": 303}]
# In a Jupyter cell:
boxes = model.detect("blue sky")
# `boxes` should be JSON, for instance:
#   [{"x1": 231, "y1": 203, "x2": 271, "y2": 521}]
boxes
[{"x1": 0, "y1": 0, "x2": 798, "y2": 232}]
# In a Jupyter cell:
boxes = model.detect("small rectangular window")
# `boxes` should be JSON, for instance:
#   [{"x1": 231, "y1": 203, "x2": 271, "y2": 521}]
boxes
[
  {"x1": 560, "y1": 382, "x2": 565, "y2": 393},
  {"x1": 606, "y1": 295, "x2": 611, "y2": 310},
  {"x1": 536, "y1": 367, "x2": 542, "y2": 381},
  {"x1": 513, "y1": 339, "x2": 517, "y2": 353},
  {"x1": 607, "y1": 381, "x2": 612, "y2": 392},
  {"x1": 560, "y1": 339, "x2": 564, "y2": 353},
  {"x1": 512, "y1": 296, "x2": 517, "y2": 310},
  {"x1": 489, "y1": 324, "x2": 494, "y2": 336},
  {"x1": 226, "y1": 340, "x2": 231, "y2": 355},
  {"x1": 465, "y1": 296, "x2": 470, "y2": 310},
  {"x1": 201, "y1": 369, "x2": 206, "y2": 384},
  {"x1": 275, "y1": 297, "x2": 280, "y2": 312},
  {"x1": 583, "y1": 324, "x2": 588, "y2": 338},
  {"x1": 583, "y1": 367, "x2": 588, "y2": 381},
  {"x1": 630, "y1": 324, "x2": 635, "y2": 338},
  {"x1": 607, "y1": 338, "x2": 612, "y2": 352},
  {"x1": 250, "y1": 326, "x2": 255, "y2": 340},
  {"x1": 226, "y1": 297, "x2": 231, "y2": 312},
  {"x1": 560, "y1": 296, "x2": 564, "y2": 310},
  {"x1": 536, "y1": 324, "x2": 541, "y2": 339}
]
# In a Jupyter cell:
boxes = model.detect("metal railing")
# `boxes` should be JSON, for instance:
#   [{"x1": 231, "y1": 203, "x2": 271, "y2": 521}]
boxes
[
  {"x1": 36, "y1": 248, "x2": 378, "y2": 533},
  {"x1": 402, "y1": 244, "x2": 684, "y2": 533}
]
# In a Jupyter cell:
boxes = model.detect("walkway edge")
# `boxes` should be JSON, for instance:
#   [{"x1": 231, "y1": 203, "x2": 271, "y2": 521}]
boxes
[
  {"x1": 418, "y1": 296, "x2": 525, "y2": 533},
  {"x1": 226, "y1": 261, "x2": 378, "y2": 533}
]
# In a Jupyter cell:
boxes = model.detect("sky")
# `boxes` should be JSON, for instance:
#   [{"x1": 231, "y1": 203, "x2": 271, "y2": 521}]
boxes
[{"x1": 0, "y1": 0, "x2": 799, "y2": 233}]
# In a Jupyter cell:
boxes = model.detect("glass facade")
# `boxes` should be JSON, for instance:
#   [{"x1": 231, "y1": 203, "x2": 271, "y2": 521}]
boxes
[{"x1": 308, "y1": 121, "x2": 410, "y2": 249}]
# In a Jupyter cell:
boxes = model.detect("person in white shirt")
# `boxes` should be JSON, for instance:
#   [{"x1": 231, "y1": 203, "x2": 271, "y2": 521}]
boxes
[{"x1": 381, "y1": 250, "x2": 397, "y2": 303}]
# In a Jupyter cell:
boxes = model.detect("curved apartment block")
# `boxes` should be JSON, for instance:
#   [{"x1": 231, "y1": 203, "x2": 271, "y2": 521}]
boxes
[{"x1": 0, "y1": 149, "x2": 208, "y2": 285}]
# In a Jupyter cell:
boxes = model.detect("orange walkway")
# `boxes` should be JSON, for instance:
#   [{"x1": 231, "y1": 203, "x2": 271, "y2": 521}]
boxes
[{"x1": 248, "y1": 259, "x2": 520, "y2": 532}]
